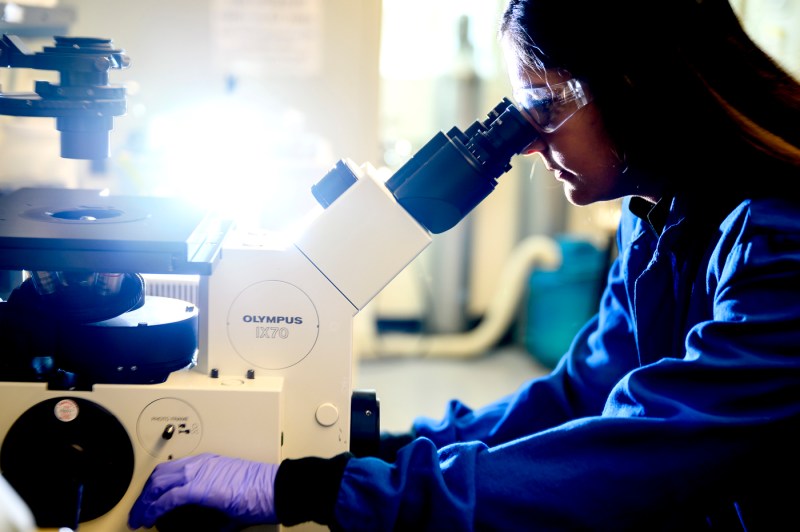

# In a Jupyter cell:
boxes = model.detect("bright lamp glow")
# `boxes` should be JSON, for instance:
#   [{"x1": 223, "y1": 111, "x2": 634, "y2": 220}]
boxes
[{"x1": 145, "y1": 97, "x2": 333, "y2": 232}]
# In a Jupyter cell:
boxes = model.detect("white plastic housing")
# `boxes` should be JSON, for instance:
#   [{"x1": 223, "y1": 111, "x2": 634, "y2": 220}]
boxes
[
  {"x1": 295, "y1": 159, "x2": 432, "y2": 310},
  {"x1": 0, "y1": 372, "x2": 282, "y2": 532}
]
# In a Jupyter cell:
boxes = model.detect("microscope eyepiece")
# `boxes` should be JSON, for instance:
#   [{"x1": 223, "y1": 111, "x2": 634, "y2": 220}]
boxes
[
  {"x1": 312, "y1": 99, "x2": 538, "y2": 234},
  {"x1": 383, "y1": 98, "x2": 538, "y2": 233}
]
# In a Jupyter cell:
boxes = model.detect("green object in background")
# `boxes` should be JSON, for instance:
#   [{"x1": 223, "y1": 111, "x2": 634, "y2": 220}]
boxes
[{"x1": 522, "y1": 236, "x2": 606, "y2": 368}]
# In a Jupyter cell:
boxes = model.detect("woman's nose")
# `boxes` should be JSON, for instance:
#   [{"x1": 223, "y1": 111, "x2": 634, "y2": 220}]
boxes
[{"x1": 521, "y1": 135, "x2": 547, "y2": 155}]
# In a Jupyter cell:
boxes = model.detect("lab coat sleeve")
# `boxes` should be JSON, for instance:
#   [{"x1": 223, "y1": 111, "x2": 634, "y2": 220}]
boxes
[
  {"x1": 274, "y1": 453, "x2": 352, "y2": 526},
  {"x1": 331, "y1": 199, "x2": 800, "y2": 531},
  {"x1": 410, "y1": 227, "x2": 641, "y2": 449}
]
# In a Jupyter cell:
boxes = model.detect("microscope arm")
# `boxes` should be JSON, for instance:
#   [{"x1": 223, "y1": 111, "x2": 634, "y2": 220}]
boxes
[
  {"x1": 297, "y1": 98, "x2": 538, "y2": 311},
  {"x1": 295, "y1": 160, "x2": 432, "y2": 311}
]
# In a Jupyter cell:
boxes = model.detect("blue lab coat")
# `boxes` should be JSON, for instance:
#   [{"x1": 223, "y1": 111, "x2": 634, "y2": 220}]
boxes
[{"x1": 334, "y1": 195, "x2": 800, "y2": 530}]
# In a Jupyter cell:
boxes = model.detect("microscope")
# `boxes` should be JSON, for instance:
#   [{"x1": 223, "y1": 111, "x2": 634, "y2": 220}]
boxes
[
  {"x1": 0, "y1": 34, "x2": 128, "y2": 160},
  {"x1": 0, "y1": 34, "x2": 538, "y2": 531}
]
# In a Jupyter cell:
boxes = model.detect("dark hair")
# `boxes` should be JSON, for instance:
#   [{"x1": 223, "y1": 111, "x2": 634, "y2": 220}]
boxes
[{"x1": 500, "y1": 0, "x2": 800, "y2": 197}]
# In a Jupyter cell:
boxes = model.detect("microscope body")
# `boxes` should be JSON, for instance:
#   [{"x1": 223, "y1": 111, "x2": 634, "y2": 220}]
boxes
[
  {"x1": 201, "y1": 161, "x2": 431, "y2": 462},
  {"x1": 0, "y1": 165, "x2": 432, "y2": 532},
  {"x1": 0, "y1": 32, "x2": 537, "y2": 526},
  {"x1": 0, "y1": 187, "x2": 283, "y2": 531}
]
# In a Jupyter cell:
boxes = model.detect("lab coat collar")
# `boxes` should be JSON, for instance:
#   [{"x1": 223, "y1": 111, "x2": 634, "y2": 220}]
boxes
[{"x1": 628, "y1": 195, "x2": 672, "y2": 236}]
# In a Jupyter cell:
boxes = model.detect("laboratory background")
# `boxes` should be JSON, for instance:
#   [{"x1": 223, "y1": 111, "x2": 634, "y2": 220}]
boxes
[{"x1": 0, "y1": 1, "x2": 798, "y2": 530}]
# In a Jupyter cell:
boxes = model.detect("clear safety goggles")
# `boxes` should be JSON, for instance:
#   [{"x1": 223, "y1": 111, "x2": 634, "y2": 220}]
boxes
[{"x1": 513, "y1": 78, "x2": 592, "y2": 133}]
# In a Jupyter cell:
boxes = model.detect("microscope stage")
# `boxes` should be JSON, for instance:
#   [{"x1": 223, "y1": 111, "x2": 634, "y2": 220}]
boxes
[{"x1": 0, "y1": 187, "x2": 229, "y2": 274}]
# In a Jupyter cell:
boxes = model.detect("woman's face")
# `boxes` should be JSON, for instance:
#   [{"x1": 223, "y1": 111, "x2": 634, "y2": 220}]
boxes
[{"x1": 504, "y1": 43, "x2": 657, "y2": 205}]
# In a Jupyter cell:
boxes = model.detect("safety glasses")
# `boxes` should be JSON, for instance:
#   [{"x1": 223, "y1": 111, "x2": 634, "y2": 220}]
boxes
[{"x1": 513, "y1": 79, "x2": 592, "y2": 133}]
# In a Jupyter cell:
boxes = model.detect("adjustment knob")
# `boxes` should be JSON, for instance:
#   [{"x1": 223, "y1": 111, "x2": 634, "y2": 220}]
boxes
[{"x1": 311, "y1": 160, "x2": 357, "y2": 207}]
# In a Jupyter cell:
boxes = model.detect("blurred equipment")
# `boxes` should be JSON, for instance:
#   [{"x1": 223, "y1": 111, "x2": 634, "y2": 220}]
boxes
[
  {"x1": 0, "y1": 473, "x2": 35, "y2": 532},
  {"x1": 0, "y1": 98, "x2": 535, "y2": 531},
  {"x1": 0, "y1": 2, "x2": 75, "y2": 38},
  {"x1": 521, "y1": 235, "x2": 606, "y2": 367},
  {"x1": 0, "y1": 33, "x2": 129, "y2": 159}
]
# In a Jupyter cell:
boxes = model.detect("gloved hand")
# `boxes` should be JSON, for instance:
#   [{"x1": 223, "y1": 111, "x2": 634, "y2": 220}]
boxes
[{"x1": 127, "y1": 453, "x2": 278, "y2": 530}]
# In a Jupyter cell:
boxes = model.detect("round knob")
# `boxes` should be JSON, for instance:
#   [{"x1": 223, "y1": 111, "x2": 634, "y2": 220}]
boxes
[{"x1": 315, "y1": 403, "x2": 339, "y2": 427}]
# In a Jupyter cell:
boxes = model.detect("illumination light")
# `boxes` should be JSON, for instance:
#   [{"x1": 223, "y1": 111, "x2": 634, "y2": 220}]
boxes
[{"x1": 144, "y1": 96, "x2": 333, "y2": 233}]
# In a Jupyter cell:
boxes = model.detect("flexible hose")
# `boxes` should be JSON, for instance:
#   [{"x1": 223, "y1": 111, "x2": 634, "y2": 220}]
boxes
[{"x1": 358, "y1": 235, "x2": 561, "y2": 358}]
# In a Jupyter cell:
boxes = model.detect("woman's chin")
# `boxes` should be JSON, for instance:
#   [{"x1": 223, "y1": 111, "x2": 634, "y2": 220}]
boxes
[{"x1": 563, "y1": 184, "x2": 595, "y2": 207}]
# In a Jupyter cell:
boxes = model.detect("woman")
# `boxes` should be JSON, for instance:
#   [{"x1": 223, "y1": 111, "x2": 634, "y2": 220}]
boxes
[{"x1": 129, "y1": 0, "x2": 800, "y2": 529}]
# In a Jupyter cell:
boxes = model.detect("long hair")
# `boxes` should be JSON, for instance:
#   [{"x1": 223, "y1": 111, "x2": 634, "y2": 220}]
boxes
[{"x1": 500, "y1": 0, "x2": 800, "y2": 198}]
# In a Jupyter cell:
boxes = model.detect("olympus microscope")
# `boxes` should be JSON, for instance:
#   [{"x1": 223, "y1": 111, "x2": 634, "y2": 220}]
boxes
[{"x1": 0, "y1": 34, "x2": 538, "y2": 531}]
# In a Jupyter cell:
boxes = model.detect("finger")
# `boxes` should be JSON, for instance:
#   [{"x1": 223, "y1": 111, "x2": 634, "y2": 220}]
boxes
[
  {"x1": 130, "y1": 484, "x2": 193, "y2": 529},
  {"x1": 128, "y1": 460, "x2": 195, "y2": 528}
]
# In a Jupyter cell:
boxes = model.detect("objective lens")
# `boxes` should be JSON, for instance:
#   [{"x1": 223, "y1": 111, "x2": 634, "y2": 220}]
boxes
[{"x1": 58, "y1": 116, "x2": 114, "y2": 160}]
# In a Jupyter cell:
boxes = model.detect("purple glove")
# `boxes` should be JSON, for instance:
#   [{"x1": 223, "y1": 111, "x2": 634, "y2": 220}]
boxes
[{"x1": 127, "y1": 453, "x2": 278, "y2": 530}]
